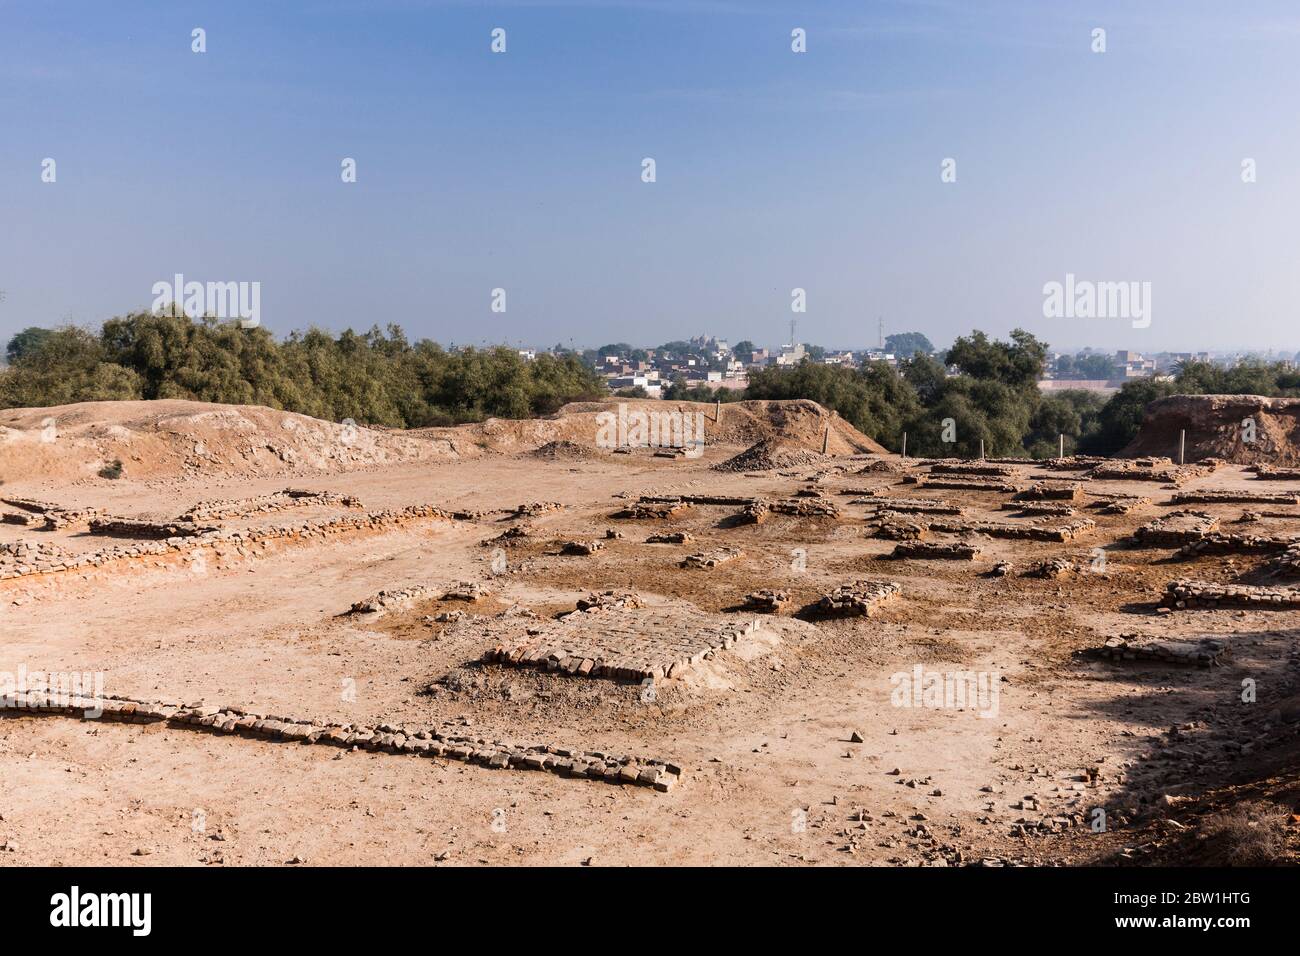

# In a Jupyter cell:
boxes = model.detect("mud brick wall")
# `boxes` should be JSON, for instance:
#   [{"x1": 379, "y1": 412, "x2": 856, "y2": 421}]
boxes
[
  {"x1": 892, "y1": 541, "x2": 980, "y2": 560},
  {"x1": 482, "y1": 605, "x2": 759, "y2": 682},
  {"x1": 1171, "y1": 490, "x2": 1300, "y2": 506},
  {"x1": 1161, "y1": 578, "x2": 1300, "y2": 609},
  {"x1": 811, "y1": 580, "x2": 901, "y2": 618},
  {"x1": 0, "y1": 691, "x2": 680, "y2": 792}
]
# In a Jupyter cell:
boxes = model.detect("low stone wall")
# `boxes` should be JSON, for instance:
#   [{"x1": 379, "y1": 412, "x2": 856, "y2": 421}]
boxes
[
  {"x1": 1090, "y1": 635, "x2": 1229, "y2": 667},
  {"x1": 1252, "y1": 466, "x2": 1300, "y2": 481},
  {"x1": 1000, "y1": 501, "x2": 1075, "y2": 517},
  {"x1": 862, "y1": 498, "x2": 963, "y2": 516},
  {"x1": 768, "y1": 498, "x2": 840, "y2": 518},
  {"x1": 891, "y1": 540, "x2": 980, "y2": 560},
  {"x1": 0, "y1": 690, "x2": 679, "y2": 792},
  {"x1": 1161, "y1": 578, "x2": 1300, "y2": 609},
  {"x1": 906, "y1": 477, "x2": 1023, "y2": 493},
  {"x1": 1087, "y1": 494, "x2": 1151, "y2": 515},
  {"x1": 1014, "y1": 483, "x2": 1083, "y2": 502},
  {"x1": 1173, "y1": 531, "x2": 1299, "y2": 559},
  {"x1": 1024, "y1": 557, "x2": 1076, "y2": 578},
  {"x1": 349, "y1": 585, "x2": 434, "y2": 615},
  {"x1": 1171, "y1": 490, "x2": 1300, "y2": 506},
  {"x1": 180, "y1": 488, "x2": 363, "y2": 522},
  {"x1": 928, "y1": 518, "x2": 1096, "y2": 542},
  {"x1": 743, "y1": 589, "x2": 789, "y2": 612},
  {"x1": 89, "y1": 517, "x2": 220, "y2": 539},
  {"x1": 809, "y1": 580, "x2": 901, "y2": 618},
  {"x1": 0, "y1": 504, "x2": 455, "y2": 581},
  {"x1": 516, "y1": 501, "x2": 564, "y2": 517},
  {"x1": 929, "y1": 462, "x2": 1019, "y2": 477},
  {"x1": 1133, "y1": 510, "x2": 1219, "y2": 546}
]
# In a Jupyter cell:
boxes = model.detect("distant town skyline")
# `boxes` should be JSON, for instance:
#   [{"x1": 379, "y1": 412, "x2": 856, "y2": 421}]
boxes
[{"x1": 4, "y1": 1, "x2": 1299, "y2": 352}]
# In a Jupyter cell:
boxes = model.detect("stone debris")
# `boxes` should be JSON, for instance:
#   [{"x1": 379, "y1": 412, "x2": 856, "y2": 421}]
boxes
[
  {"x1": 559, "y1": 539, "x2": 604, "y2": 556},
  {"x1": 0, "y1": 540, "x2": 70, "y2": 576},
  {"x1": 573, "y1": 590, "x2": 644, "y2": 612},
  {"x1": 810, "y1": 580, "x2": 901, "y2": 619},
  {"x1": 616, "y1": 501, "x2": 691, "y2": 520},
  {"x1": 442, "y1": 581, "x2": 492, "y2": 602},
  {"x1": 515, "y1": 501, "x2": 564, "y2": 517},
  {"x1": 733, "y1": 500, "x2": 769, "y2": 525},
  {"x1": 1133, "y1": 510, "x2": 1220, "y2": 546},
  {"x1": 1171, "y1": 489, "x2": 1300, "y2": 506},
  {"x1": 743, "y1": 589, "x2": 790, "y2": 612},
  {"x1": 0, "y1": 689, "x2": 680, "y2": 792},
  {"x1": 640, "y1": 494, "x2": 756, "y2": 507},
  {"x1": 1024, "y1": 557, "x2": 1075, "y2": 579},
  {"x1": 349, "y1": 585, "x2": 433, "y2": 615},
  {"x1": 1161, "y1": 578, "x2": 1300, "y2": 610},
  {"x1": 990, "y1": 560, "x2": 1013, "y2": 577},
  {"x1": 681, "y1": 547, "x2": 743, "y2": 569},
  {"x1": 179, "y1": 488, "x2": 363, "y2": 522},
  {"x1": 892, "y1": 540, "x2": 980, "y2": 560},
  {"x1": 483, "y1": 526, "x2": 530, "y2": 547},
  {"x1": 1041, "y1": 455, "x2": 1108, "y2": 471},
  {"x1": 646, "y1": 531, "x2": 693, "y2": 544},
  {"x1": 1, "y1": 510, "x2": 39, "y2": 527},
  {"x1": 482, "y1": 603, "x2": 760, "y2": 681},
  {"x1": 1088, "y1": 635, "x2": 1230, "y2": 667}
]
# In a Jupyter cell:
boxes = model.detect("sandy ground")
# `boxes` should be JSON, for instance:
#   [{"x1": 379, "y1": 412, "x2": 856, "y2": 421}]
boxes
[{"x1": 2, "y1": 436, "x2": 1298, "y2": 867}]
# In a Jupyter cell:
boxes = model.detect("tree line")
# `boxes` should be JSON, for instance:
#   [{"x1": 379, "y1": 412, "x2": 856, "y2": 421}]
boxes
[{"x1": 4, "y1": 313, "x2": 1298, "y2": 456}]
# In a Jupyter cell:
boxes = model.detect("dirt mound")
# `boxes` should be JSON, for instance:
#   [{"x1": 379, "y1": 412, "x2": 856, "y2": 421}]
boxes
[
  {"x1": 0, "y1": 400, "x2": 443, "y2": 486},
  {"x1": 528, "y1": 440, "x2": 601, "y2": 461},
  {"x1": 412, "y1": 398, "x2": 889, "y2": 458},
  {"x1": 713, "y1": 437, "x2": 829, "y2": 472},
  {"x1": 1122, "y1": 394, "x2": 1300, "y2": 465}
]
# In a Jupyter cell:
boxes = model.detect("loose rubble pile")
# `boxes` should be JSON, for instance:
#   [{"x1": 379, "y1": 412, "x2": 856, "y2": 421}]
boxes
[
  {"x1": 1133, "y1": 510, "x2": 1219, "y2": 546},
  {"x1": 482, "y1": 602, "x2": 760, "y2": 681},
  {"x1": 560, "y1": 540, "x2": 605, "y2": 556},
  {"x1": 646, "y1": 531, "x2": 692, "y2": 544},
  {"x1": 1089, "y1": 635, "x2": 1230, "y2": 667},
  {"x1": 809, "y1": 580, "x2": 901, "y2": 618},
  {"x1": 681, "y1": 547, "x2": 743, "y2": 569},
  {"x1": 442, "y1": 581, "x2": 492, "y2": 602},
  {"x1": 179, "y1": 488, "x2": 363, "y2": 522},
  {"x1": 891, "y1": 540, "x2": 980, "y2": 560},
  {"x1": 1024, "y1": 557, "x2": 1075, "y2": 579},
  {"x1": 743, "y1": 589, "x2": 790, "y2": 612},
  {"x1": 348, "y1": 585, "x2": 433, "y2": 615},
  {"x1": 515, "y1": 501, "x2": 564, "y2": 517},
  {"x1": 0, "y1": 690, "x2": 680, "y2": 792},
  {"x1": 1161, "y1": 578, "x2": 1300, "y2": 609},
  {"x1": 0, "y1": 540, "x2": 70, "y2": 575}
]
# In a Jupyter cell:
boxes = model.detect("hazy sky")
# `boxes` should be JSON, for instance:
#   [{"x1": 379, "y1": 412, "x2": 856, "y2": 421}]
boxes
[{"x1": 2, "y1": 0, "x2": 1298, "y2": 353}]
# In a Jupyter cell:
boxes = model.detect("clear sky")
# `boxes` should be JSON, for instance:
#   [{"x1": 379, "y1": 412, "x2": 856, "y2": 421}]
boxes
[{"x1": 2, "y1": 0, "x2": 1298, "y2": 354}]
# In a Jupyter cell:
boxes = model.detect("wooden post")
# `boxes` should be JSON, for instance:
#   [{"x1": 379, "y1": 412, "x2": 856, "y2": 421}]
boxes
[
  {"x1": 1179, "y1": 429, "x2": 1186, "y2": 465},
  {"x1": 715, "y1": 400, "x2": 721, "y2": 423},
  {"x1": 902, "y1": 432, "x2": 907, "y2": 458},
  {"x1": 822, "y1": 426, "x2": 830, "y2": 454}
]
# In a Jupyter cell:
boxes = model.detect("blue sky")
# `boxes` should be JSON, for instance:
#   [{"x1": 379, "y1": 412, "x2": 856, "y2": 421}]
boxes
[{"x1": 2, "y1": 0, "x2": 1298, "y2": 353}]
